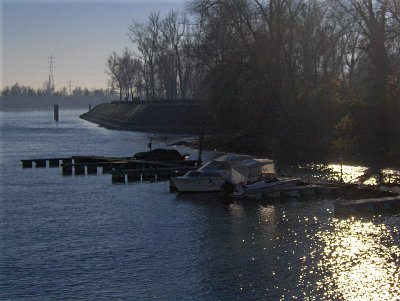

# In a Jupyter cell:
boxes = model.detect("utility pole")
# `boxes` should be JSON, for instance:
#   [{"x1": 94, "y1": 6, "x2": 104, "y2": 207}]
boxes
[{"x1": 48, "y1": 55, "x2": 55, "y2": 93}]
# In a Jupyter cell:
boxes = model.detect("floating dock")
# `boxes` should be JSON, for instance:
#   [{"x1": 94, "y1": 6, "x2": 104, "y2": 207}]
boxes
[
  {"x1": 334, "y1": 195, "x2": 400, "y2": 215},
  {"x1": 238, "y1": 184, "x2": 341, "y2": 200}
]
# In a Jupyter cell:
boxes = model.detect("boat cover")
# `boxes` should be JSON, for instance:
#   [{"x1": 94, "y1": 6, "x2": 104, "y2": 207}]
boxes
[
  {"x1": 197, "y1": 154, "x2": 275, "y2": 184},
  {"x1": 231, "y1": 158, "x2": 276, "y2": 184},
  {"x1": 198, "y1": 154, "x2": 251, "y2": 172}
]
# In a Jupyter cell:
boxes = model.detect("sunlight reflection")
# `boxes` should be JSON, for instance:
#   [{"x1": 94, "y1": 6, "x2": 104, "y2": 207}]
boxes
[
  {"x1": 314, "y1": 218, "x2": 400, "y2": 300},
  {"x1": 327, "y1": 164, "x2": 368, "y2": 184},
  {"x1": 229, "y1": 203, "x2": 245, "y2": 218},
  {"x1": 257, "y1": 205, "x2": 276, "y2": 224}
]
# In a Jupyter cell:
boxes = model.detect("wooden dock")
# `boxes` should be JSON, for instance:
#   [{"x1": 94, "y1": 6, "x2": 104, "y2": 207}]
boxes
[
  {"x1": 239, "y1": 184, "x2": 341, "y2": 200},
  {"x1": 334, "y1": 195, "x2": 400, "y2": 215},
  {"x1": 111, "y1": 166, "x2": 196, "y2": 184},
  {"x1": 21, "y1": 157, "x2": 72, "y2": 168},
  {"x1": 21, "y1": 155, "x2": 198, "y2": 182}
]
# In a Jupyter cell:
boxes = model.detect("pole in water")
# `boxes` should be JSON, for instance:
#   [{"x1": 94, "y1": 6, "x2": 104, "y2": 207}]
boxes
[
  {"x1": 54, "y1": 104, "x2": 59, "y2": 122},
  {"x1": 89, "y1": 104, "x2": 92, "y2": 110},
  {"x1": 197, "y1": 120, "x2": 205, "y2": 165}
]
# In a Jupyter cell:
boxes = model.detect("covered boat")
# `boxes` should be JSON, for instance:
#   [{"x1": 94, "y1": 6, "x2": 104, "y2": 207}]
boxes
[
  {"x1": 133, "y1": 148, "x2": 186, "y2": 161},
  {"x1": 172, "y1": 154, "x2": 276, "y2": 193}
]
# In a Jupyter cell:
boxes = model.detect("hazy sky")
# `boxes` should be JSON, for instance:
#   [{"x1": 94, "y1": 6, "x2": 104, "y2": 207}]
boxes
[{"x1": 1, "y1": 0, "x2": 186, "y2": 91}]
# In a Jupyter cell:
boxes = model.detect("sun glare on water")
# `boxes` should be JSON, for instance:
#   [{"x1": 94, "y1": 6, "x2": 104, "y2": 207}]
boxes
[
  {"x1": 327, "y1": 164, "x2": 368, "y2": 184},
  {"x1": 310, "y1": 218, "x2": 400, "y2": 300}
]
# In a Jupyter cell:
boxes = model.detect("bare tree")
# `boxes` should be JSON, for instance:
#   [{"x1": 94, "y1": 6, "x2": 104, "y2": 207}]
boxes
[
  {"x1": 129, "y1": 13, "x2": 162, "y2": 99},
  {"x1": 106, "y1": 52, "x2": 123, "y2": 101}
]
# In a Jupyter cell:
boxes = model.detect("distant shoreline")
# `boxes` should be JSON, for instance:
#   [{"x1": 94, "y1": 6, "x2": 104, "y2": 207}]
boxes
[{"x1": 0, "y1": 106, "x2": 90, "y2": 112}]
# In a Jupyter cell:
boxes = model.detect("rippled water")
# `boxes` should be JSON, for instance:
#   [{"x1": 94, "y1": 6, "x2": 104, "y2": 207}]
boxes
[{"x1": 1, "y1": 110, "x2": 399, "y2": 300}]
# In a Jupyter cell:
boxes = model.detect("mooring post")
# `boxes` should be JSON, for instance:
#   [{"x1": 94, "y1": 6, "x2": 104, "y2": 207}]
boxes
[
  {"x1": 54, "y1": 104, "x2": 59, "y2": 122},
  {"x1": 89, "y1": 104, "x2": 92, "y2": 110}
]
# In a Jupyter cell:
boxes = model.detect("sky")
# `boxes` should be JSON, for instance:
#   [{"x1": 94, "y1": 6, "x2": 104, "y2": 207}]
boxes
[{"x1": 1, "y1": 0, "x2": 186, "y2": 91}]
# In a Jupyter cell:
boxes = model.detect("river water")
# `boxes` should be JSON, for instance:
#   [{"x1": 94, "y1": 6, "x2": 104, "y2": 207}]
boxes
[{"x1": 1, "y1": 110, "x2": 399, "y2": 300}]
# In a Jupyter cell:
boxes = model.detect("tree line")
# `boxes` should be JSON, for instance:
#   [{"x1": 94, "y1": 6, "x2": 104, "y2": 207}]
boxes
[
  {"x1": 110, "y1": 0, "x2": 400, "y2": 166},
  {"x1": 106, "y1": 10, "x2": 199, "y2": 101},
  {"x1": 1, "y1": 83, "x2": 112, "y2": 109}
]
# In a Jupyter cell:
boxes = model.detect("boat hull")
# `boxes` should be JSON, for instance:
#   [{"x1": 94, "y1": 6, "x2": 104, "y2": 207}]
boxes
[
  {"x1": 172, "y1": 177, "x2": 225, "y2": 192},
  {"x1": 244, "y1": 178, "x2": 300, "y2": 191},
  {"x1": 231, "y1": 178, "x2": 300, "y2": 197}
]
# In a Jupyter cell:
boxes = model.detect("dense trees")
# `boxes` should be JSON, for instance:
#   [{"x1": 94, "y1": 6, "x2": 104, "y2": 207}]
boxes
[{"x1": 106, "y1": 0, "x2": 399, "y2": 165}]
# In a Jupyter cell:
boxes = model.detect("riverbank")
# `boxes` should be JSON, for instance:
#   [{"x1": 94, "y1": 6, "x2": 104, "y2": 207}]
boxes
[
  {"x1": 79, "y1": 101, "x2": 202, "y2": 134},
  {"x1": 80, "y1": 102, "x2": 400, "y2": 170}
]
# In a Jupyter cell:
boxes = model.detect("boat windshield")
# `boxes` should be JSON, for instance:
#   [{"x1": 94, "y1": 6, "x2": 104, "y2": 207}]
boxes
[
  {"x1": 200, "y1": 172, "x2": 221, "y2": 178},
  {"x1": 185, "y1": 171, "x2": 202, "y2": 177}
]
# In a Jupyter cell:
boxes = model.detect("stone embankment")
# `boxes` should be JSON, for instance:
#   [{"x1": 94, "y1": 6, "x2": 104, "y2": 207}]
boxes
[{"x1": 80, "y1": 101, "x2": 202, "y2": 134}]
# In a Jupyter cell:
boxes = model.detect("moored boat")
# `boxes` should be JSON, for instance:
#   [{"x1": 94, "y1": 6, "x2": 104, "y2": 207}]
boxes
[
  {"x1": 172, "y1": 154, "x2": 276, "y2": 193},
  {"x1": 231, "y1": 177, "x2": 300, "y2": 197},
  {"x1": 172, "y1": 170, "x2": 226, "y2": 192}
]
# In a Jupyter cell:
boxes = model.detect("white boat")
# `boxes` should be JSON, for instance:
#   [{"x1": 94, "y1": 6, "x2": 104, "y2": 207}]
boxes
[
  {"x1": 232, "y1": 177, "x2": 300, "y2": 197},
  {"x1": 172, "y1": 170, "x2": 226, "y2": 192},
  {"x1": 172, "y1": 154, "x2": 276, "y2": 193}
]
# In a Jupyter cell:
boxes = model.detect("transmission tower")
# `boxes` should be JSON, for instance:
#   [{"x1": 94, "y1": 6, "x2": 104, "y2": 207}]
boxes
[
  {"x1": 47, "y1": 55, "x2": 55, "y2": 93},
  {"x1": 68, "y1": 81, "x2": 73, "y2": 95}
]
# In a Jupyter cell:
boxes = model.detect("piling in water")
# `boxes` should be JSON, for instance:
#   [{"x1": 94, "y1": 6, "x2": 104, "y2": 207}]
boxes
[{"x1": 54, "y1": 104, "x2": 59, "y2": 122}]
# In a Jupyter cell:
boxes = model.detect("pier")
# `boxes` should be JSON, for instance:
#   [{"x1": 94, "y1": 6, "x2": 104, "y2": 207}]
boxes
[
  {"x1": 111, "y1": 166, "x2": 195, "y2": 184},
  {"x1": 21, "y1": 155, "x2": 400, "y2": 215},
  {"x1": 21, "y1": 157, "x2": 71, "y2": 168},
  {"x1": 21, "y1": 155, "x2": 198, "y2": 182}
]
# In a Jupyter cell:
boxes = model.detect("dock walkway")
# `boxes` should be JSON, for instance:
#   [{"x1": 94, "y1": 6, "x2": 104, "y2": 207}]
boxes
[
  {"x1": 21, "y1": 155, "x2": 198, "y2": 181},
  {"x1": 239, "y1": 184, "x2": 341, "y2": 199}
]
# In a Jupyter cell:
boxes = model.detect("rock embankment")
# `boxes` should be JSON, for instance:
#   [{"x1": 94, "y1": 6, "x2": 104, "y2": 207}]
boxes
[{"x1": 80, "y1": 101, "x2": 202, "y2": 134}]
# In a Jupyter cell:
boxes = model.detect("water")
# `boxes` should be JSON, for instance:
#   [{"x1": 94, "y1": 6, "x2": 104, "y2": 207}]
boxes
[{"x1": 1, "y1": 110, "x2": 399, "y2": 300}]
